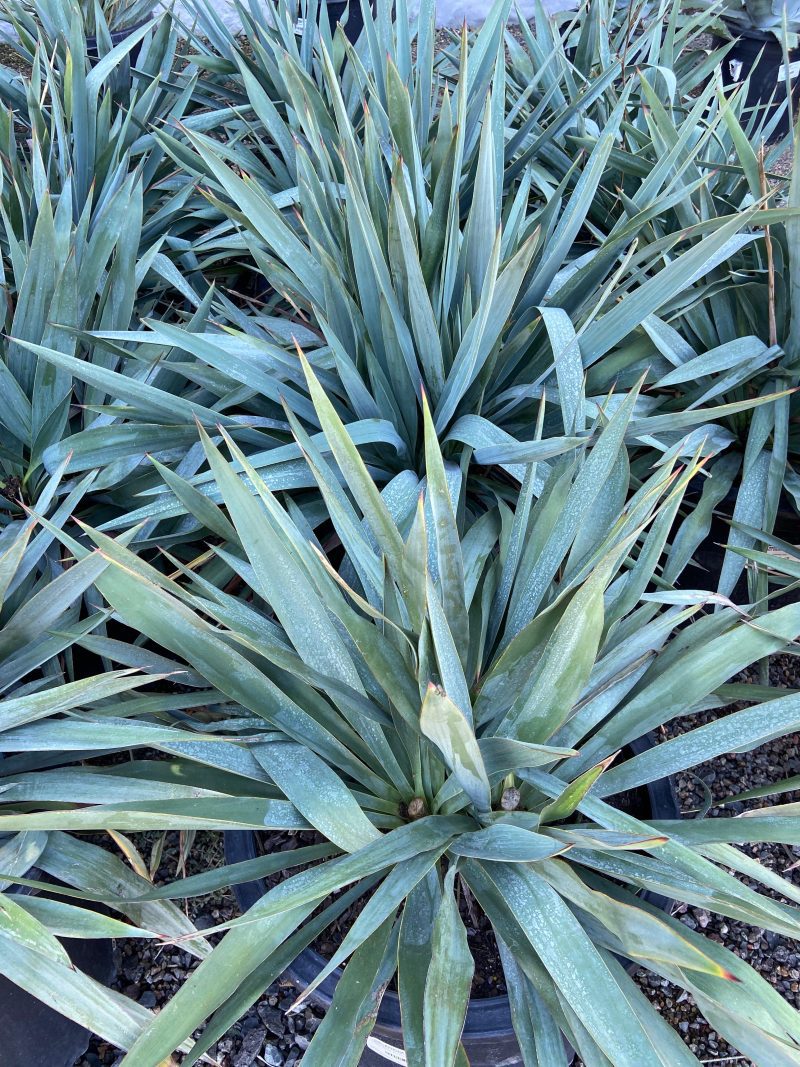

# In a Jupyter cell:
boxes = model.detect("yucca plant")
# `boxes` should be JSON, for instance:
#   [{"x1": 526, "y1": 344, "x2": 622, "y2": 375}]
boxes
[
  {"x1": 86, "y1": 1, "x2": 791, "y2": 568},
  {"x1": 560, "y1": 92, "x2": 799, "y2": 600},
  {"x1": 0, "y1": 155, "x2": 152, "y2": 514},
  {"x1": 0, "y1": 6, "x2": 203, "y2": 220},
  {"x1": 515, "y1": 0, "x2": 727, "y2": 89},
  {"x1": 7, "y1": 356, "x2": 800, "y2": 1064},
  {"x1": 0, "y1": 456, "x2": 216, "y2": 1042},
  {"x1": 1, "y1": 0, "x2": 160, "y2": 40},
  {"x1": 90, "y1": 0, "x2": 161, "y2": 34},
  {"x1": 0, "y1": 18, "x2": 260, "y2": 533},
  {"x1": 499, "y1": 5, "x2": 800, "y2": 601},
  {"x1": 708, "y1": 0, "x2": 800, "y2": 32},
  {"x1": 0, "y1": 0, "x2": 338, "y2": 540},
  {"x1": 610, "y1": 98, "x2": 799, "y2": 599},
  {"x1": 0, "y1": 8, "x2": 238, "y2": 1033}
]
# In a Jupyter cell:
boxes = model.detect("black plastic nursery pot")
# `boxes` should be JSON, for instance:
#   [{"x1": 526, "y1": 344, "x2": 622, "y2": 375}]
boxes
[
  {"x1": 1, "y1": 876, "x2": 115, "y2": 1067},
  {"x1": 323, "y1": 0, "x2": 374, "y2": 43},
  {"x1": 86, "y1": 20, "x2": 152, "y2": 65},
  {"x1": 679, "y1": 481, "x2": 798, "y2": 602},
  {"x1": 247, "y1": 270, "x2": 274, "y2": 306},
  {"x1": 225, "y1": 735, "x2": 679, "y2": 1067},
  {"x1": 715, "y1": 23, "x2": 800, "y2": 138}
]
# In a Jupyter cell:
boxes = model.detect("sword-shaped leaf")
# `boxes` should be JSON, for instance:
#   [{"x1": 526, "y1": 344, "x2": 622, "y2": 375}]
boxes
[
  {"x1": 253, "y1": 741, "x2": 381, "y2": 853},
  {"x1": 420, "y1": 685, "x2": 491, "y2": 812},
  {"x1": 423, "y1": 868, "x2": 473, "y2": 1067}
]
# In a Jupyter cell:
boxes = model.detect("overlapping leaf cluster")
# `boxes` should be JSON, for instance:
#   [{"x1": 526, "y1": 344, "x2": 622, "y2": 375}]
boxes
[
  {"x1": 2, "y1": 0, "x2": 160, "y2": 40},
  {"x1": 1, "y1": 0, "x2": 800, "y2": 1064}
]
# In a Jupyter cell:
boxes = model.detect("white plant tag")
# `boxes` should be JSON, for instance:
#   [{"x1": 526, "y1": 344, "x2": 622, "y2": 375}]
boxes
[
  {"x1": 365, "y1": 1035, "x2": 408, "y2": 1064},
  {"x1": 778, "y1": 60, "x2": 800, "y2": 82}
]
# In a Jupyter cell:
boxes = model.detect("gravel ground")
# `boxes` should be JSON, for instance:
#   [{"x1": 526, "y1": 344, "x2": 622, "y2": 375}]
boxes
[
  {"x1": 74, "y1": 832, "x2": 325, "y2": 1067},
  {"x1": 773, "y1": 149, "x2": 795, "y2": 178},
  {"x1": 0, "y1": 42, "x2": 27, "y2": 73},
  {"x1": 631, "y1": 654, "x2": 800, "y2": 1066},
  {"x1": 76, "y1": 947, "x2": 325, "y2": 1067}
]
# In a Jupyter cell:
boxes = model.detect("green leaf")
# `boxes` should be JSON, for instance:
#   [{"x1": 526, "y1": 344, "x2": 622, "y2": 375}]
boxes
[
  {"x1": 597, "y1": 691, "x2": 800, "y2": 797},
  {"x1": 539, "y1": 755, "x2": 617, "y2": 825},
  {"x1": 426, "y1": 571, "x2": 472, "y2": 724},
  {"x1": 298, "y1": 348, "x2": 406, "y2": 574},
  {"x1": 199, "y1": 426, "x2": 364, "y2": 691},
  {"x1": 0, "y1": 891, "x2": 70, "y2": 964},
  {"x1": 253, "y1": 741, "x2": 381, "y2": 853},
  {"x1": 13, "y1": 897, "x2": 155, "y2": 940},
  {"x1": 478, "y1": 738, "x2": 578, "y2": 775},
  {"x1": 423, "y1": 868, "x2": 473, "y2": 1067},
  {"x1": 398, "y1": 872, "x2": 441, "y2": 1067},
  {"x1": 421, "y1": 685, "x2": 491, "y2": 812},
  {"x1": 465, "y1": 860, "x2": 669, "y2": 1066},
  {"x1": 423, "y1": 396, "x2": 469, "y2": 669},
  {"x1": 0, "y1": 670, "x2": 147, "y2": 732},
  {"x1": 539, "y1": 306, "x2": 585, "y2": 435},
  {"x1": 301, "y1": 916, "x2": 398, "y2": 1067},
  {"x1": 0, "y1": 528, "x2": 32, "y2": 609},
  {"x1": 448, "y1": 824, "x2": 569, "y2": 863},
  {"x1": 0, "y1": 797, "x2": 308, "y2": 834},
  {"x1": 497, "y1": 937, "x2": 568, "y2": 1067},
  {"x1": 541, "y1": 859, "x2": 737, "y2": 979},
  {"x1": 500, "y1": 557, "x2": 613, "y2": 744}
]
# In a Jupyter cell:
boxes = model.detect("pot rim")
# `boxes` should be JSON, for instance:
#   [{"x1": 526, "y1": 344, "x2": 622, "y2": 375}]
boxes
[
  {"x1": 718, "y1": 17, "x2": 799, "y2": 44},
  {"x1": 85, "y1": 16, "x2": 160, "y2": 48}
]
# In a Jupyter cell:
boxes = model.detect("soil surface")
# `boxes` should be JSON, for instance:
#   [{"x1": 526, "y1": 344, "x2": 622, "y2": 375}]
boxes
[
  {"x1": 248, "y1": 827, "x2": 509, "y2": 999},
  {"x1": 0, "y1": 43, "x2": 27, "y2": 73}
]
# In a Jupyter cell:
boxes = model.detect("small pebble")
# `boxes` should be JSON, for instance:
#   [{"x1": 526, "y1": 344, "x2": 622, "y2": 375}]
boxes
[{"x1": 262, "y1": 1043, "x2": 284, "y2": 1066}]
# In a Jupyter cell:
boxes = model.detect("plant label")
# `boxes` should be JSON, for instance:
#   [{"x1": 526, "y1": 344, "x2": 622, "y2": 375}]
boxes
[{"x1": 365, "y1": 1035, "x2": 408, "y2": 1064}]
